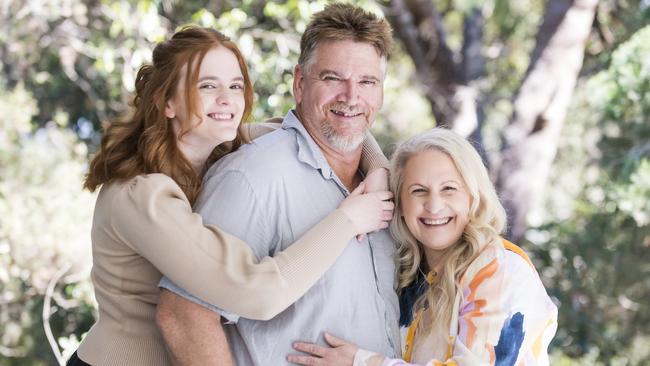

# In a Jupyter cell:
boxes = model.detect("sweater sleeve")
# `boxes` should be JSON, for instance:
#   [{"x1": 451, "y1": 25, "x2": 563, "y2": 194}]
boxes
[
  {"x1": 241, "y1": 119, "x2": 282, "y2": 141},
  {"x1": 110, "y1": 174, "x2": 358, "y2": 321},
  {"x1": 360, "y1": 130, "x2": 389, "y2": 173}
]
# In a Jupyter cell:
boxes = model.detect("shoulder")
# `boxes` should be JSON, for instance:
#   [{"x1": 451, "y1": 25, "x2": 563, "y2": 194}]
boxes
[
  {"x1": 234, "y1": 127, "x2": 296, "y2": 160},
  {"x1": 110, "y1": 173, "x2": 183, "y2": 196},
  {"x1": 242, "y1": 120, "x2": 282, "y2": 140},
  {"x1": 93, "y1": 174, "x2": 194, "y2": 244},
  {"x1": 205, "y1": 128, "x2": 299, "y2": 182},
  {"x1": 459, "y1": 240, "x2": 545, "y2": 302},
  {"x1": 462, "y1": 239, "x2": 556, "y2": 311},
  {"x1": 125, "y1": 173, "x2": 181, "y2": 190},
  {"x1": 463, "y1": 240, "x2": 536, "y2": 282},
  {"x1": 99, "y1": 173, "x2": 188, "y2": 212}
]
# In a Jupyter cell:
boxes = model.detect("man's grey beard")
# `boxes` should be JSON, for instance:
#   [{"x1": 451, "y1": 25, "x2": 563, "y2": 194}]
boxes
[{"x1": 320, "y1": 122, "x2": 367, "y2": 152}]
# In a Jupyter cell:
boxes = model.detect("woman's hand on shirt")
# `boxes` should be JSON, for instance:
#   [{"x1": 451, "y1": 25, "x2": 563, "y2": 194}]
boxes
[
  {"x1": 338, "y1": 182, "x2": 394, "y2": 238},
  {"x1": 355, "y1": 167, "x2": 391, "y2": 241}
]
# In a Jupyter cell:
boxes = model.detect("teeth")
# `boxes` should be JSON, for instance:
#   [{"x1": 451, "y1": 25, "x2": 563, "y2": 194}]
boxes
[
  {"x1": 209, "y1": 113, "x2": 233, "y2": 120},
  {"x1": 421, "y1": 218, "x2": 451, "y2": 226},
  {"x1": 331, "y1": 109, "x2": 360, "y2": 117}
]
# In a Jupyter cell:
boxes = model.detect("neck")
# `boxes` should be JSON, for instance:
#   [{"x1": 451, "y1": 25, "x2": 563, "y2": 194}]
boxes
[
  {"x1": 424, "y1": 248, "x2": 450, "y2": 275},
  {"x1": 177, "y1": 139, "x2": 212, "y2": 173},
  {"x1": 324, "y1": 148, "x2": 363, "y2": 192},
  {"x1": 173, "y1": 120, "x2": 220, "y2": 174},
  {"x1": 296, "y1": 111, "x2": 363, "y2": 192},
  {"x1": 176, "y1": 136, "x2": 220, "y2": 174}
]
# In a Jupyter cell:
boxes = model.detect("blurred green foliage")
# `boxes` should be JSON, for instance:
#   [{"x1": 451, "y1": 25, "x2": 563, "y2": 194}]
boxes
[
  {"x1": 0, "y1": 0, "x2": 648, "y2": 365},
  {"x1": 0, "y1": 82, "x2": 96, "y2": 364},
  {"x1": 537, "y1": 25, "x2": 650, "y2": 365}
]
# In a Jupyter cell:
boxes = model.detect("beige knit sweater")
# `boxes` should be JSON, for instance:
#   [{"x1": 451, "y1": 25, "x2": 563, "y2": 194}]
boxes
[{"x1": 77, "y1": 125, "x2": 388, "y2": 365}]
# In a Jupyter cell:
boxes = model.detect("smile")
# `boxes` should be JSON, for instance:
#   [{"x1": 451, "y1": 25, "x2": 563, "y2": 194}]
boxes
[
  {"x1": 420, "y1": 217, "x2": 452, "y2": 226},
  {"x1": 330, "y1": 109, "x2": 362, "y2": 118},
  {"x1": 207, "y1": 113, "x2": 235, "y2": 120}
]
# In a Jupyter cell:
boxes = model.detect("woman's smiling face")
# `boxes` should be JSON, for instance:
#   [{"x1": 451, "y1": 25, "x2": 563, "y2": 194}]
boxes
[
  {"x1": 166, "y1": 46, "x2": 245, "y2": 147},
  {"x1": 399, "y1": 149, "x2": 471, "y2": 266}
]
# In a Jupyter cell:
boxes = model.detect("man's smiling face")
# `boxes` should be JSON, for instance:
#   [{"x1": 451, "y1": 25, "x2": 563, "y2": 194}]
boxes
[{"x1": 293, "y1": 39, "x2": 385, "y2": 152}]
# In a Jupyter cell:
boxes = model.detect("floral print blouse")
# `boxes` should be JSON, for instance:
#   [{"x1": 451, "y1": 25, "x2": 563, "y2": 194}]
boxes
[{"x1": 380, "y1": 239, "x2": 557, "y2": 366}]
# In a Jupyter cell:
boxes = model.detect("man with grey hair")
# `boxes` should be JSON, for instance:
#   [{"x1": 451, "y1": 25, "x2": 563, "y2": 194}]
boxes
[{"x1": 156, "y1": 3, "x2": 400, "y2": 365}]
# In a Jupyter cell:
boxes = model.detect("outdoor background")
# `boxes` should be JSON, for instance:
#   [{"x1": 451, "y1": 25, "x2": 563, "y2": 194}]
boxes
[{"x1": 1, "y1": 0, "x2": 649, "y2": 365}]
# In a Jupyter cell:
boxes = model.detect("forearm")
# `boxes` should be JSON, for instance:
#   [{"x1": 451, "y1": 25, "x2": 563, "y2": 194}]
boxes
[
  {"x1": 360, "y1": 131, "x2": 389, "y2": 173},
  {"x1": 120, "y1": 175, "x2": 359, "y2": 320},
  {"x1": 156, "y1": 289, "x2": 233, "y2": 366},
  {"x1": 353, "y1": 350, "x2": 387, "y2": 366},
  {"x1": 166, "y1": 209, "x2": 358, "y2": 321}
]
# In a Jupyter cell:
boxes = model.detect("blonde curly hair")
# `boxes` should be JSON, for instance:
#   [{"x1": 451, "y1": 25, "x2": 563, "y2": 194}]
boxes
[{"x1": 389, "y1": 128, "x2": 507, "y2": 336}]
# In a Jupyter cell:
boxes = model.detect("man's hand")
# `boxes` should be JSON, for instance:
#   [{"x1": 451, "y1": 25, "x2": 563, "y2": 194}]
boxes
[
  {"x1": 288, "y1": 332, "x2": 357, "y2": 366},
  {"x1": 156, "y1": 289, "x2": 234, "y2": 366}
]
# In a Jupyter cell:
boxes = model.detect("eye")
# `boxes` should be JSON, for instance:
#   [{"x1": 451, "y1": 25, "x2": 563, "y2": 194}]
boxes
[
  {"x1": 442, "y1": 185, "x2": 457, "y2": 193},
  {"x1": 199, "y1": 83, "x2": 216, "y2": 90},
  {"x1": 410, "y1": 187, "x2": 427, "y2": 195},
  {"x1": 323, "y1": 75, "x2": 341, "y2": 82},
  {"x1": 360, "y1": 79, "x2": 377, "y2": 86},
  {"x1": 230, "y1": 83, "x2": 244, "y2": 90}
]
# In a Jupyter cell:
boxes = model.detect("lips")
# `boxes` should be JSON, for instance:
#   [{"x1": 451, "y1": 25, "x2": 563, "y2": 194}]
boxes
[
  {"x1": 419, "y1": 217, "x2": 452, "y2": 226},
  {"x1": 329, "y1": 108, "x2": 363, "y2": 118},
  {"x1": 207, "y1": 112, "x2": 235, "y2": 120}
]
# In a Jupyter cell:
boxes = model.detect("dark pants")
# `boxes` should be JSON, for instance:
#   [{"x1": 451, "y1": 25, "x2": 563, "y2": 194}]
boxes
[{"x1": 66, "y1": 351, "x2": 91, "y2": 366}]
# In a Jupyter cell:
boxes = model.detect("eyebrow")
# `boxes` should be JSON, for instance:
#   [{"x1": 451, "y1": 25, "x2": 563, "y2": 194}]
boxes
[
  {"x1": 406, "y1": 180, "x2": 461, "y2": 189},
  {"x1": 407, "y1": 183, "x2": 425, "y2": 189},
  {"x1": 198, "y1": 76, "x2": 244, "y2": 82},
  {"x1": 318, "y1": 70, "x2": 341, "y2": 79},
  {"x1": 441, "y1": 179, "x2": 461, "y2": 185},
  {"x1": 318, "y1": 70, "x2": 381, "y2": 82}
]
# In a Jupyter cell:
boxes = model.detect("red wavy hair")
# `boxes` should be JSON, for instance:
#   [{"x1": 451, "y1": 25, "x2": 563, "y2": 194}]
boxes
[{"x1": 84, "y1": 26, "x2": 254, "y2": 204}]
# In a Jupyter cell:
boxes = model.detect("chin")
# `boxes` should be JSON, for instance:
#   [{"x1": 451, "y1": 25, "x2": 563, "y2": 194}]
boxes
[
  {"x1": 325, "y1": 131, "x2": 366, "y2": 152},
  {"x1": 216, "y1": 129, "x2": 239, "y2": 141}
]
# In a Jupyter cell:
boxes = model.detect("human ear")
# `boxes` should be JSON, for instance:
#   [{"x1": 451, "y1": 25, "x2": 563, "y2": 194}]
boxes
[
  {"x1": 164, "y1": 100, "x2": 176, "y2": 119},
  {"x1": 293, "y1": 65, "x2": 304, "y2": 104}
]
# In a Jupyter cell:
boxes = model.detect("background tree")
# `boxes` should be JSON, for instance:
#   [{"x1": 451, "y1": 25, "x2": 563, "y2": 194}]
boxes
[{"x1": 383, "y1": 0, "x2": 599, "y2": 242}]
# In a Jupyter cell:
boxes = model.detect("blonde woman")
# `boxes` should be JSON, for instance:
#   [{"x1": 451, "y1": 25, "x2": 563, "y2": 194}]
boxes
[{"x1": 289, "y1": 128, "x2": 557, "y2": 366}]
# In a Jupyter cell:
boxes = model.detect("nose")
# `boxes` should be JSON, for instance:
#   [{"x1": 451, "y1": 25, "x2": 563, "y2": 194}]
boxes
[
  {"x1": 423, "y1": 194, "x2": 444, "y2": 214},
  {"x1": 339, "y1": 79, "x2": 360, "y2": 103},
  {"x1": 215, "y1": 89, "x2": 231, "y2": 105}
]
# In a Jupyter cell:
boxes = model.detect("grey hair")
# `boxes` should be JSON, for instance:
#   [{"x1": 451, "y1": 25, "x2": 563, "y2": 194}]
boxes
[{"x1": 298, "y1": 2, "x2": 393, "y2": 74}]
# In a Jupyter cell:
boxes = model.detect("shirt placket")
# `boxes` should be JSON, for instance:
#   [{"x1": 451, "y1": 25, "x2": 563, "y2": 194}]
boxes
[{"x1": 329, "y1": 174, "x2": 398, "y2": 356}]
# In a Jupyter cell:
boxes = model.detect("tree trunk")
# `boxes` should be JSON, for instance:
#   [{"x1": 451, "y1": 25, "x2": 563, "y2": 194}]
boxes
[
  {"x1": 495, "y1": 0, "x2": 598, "y2": 242},
  {"x1": 383, "y1": 0, "x2": 484, "y2": 137}
]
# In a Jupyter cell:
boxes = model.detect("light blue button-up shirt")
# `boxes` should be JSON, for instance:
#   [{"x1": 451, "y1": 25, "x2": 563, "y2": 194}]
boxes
[{"x1": 160, "y1": 111, "x2": 399, "y2": 365}]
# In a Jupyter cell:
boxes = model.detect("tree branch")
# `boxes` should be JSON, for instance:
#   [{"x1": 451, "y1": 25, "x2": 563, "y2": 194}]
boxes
[
  {"x1": 384, "y1": 0, "x2": 463, "y2": 127},
  {"x1": 461, "y1": 8, "x2": 485, "y2": 83},
  {"x1": 42, "y1": 263, "x2": 71, "y2": 366}
]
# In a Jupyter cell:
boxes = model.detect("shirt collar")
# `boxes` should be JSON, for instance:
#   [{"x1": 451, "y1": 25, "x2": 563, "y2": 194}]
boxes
[{"x1": 281, "y1": 110, "x2": 334, "y2": 180}]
